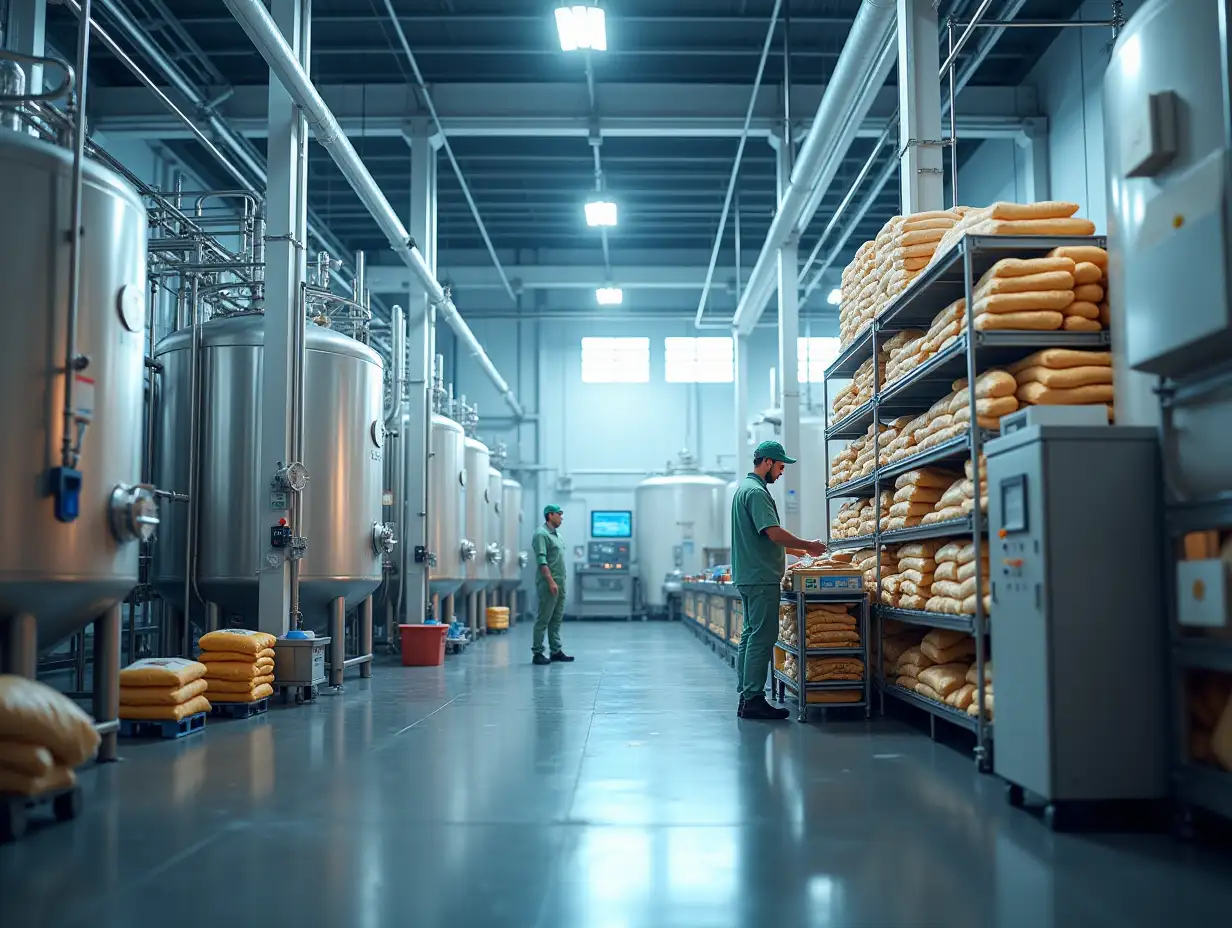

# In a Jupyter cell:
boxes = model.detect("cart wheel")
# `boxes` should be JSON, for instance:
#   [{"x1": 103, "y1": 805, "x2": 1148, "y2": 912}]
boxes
[
  {"x1": 53, "y1": 787, "x2": 82, "y2": 823},
  {"x1": 1005, "y1": 783, "x2": 1025, "y2": 809},
  {"x1": 0, "y1": 801, "x2": 28, "y2": 843}
]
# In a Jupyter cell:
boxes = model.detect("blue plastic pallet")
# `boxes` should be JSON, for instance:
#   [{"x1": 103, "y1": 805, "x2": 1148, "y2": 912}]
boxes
[
  {"x1": 209, "y1": 697, "x2": 269, "y2": 720},
  {"x1": 119, "y1": 711, "x2": 207, "y2": 740}
]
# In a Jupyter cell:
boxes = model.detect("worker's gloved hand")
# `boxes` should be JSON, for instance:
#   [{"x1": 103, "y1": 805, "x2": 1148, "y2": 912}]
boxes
[{"x1": 804, "y1": 540, "x2": 828, "y2": 558}]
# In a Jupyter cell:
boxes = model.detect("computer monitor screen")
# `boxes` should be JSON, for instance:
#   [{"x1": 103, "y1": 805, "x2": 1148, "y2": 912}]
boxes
[{"x1": 591, "y1": 510, "x2": 632, "y2": 539}]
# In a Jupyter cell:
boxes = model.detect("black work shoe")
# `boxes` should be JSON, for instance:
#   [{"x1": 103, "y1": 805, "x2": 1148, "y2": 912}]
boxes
[
  {"x1": 532, "y1": 653, "x2": 551, "y2": 666},
  {"x1": 739, "y1": 695, "x2": 790, "y2": 720},
  {"x1": 550, "y1": 651, "x2": 575, "y2": 662}
]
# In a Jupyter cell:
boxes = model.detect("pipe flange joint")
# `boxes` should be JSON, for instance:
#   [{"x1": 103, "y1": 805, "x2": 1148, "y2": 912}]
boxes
[
  {"x1": 275, "y1": 462, "x2": 309, "y2": 493},
  {"x1": 371, "y1": 521, "x2": 398, "y2": 555},
  {"x1": 108, "y1": 483, "x2": 160, "y2": 543}
]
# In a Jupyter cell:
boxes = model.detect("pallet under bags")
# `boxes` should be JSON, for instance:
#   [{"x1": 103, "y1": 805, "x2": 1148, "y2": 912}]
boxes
[
  {"x1": 119, "y1": 658, "x2": 212, "y2": 722},
  {"x1": 0, "y1": 675, "x2": 99, "y2": 795},
  {"x1": 197, "y1": 630, "x2": 278, "y2": 703}
]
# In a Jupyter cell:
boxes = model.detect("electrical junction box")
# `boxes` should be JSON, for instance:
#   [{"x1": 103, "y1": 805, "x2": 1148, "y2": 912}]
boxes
[{"x1": 271, "y1": 525, "x2": 292, "y2": 548}]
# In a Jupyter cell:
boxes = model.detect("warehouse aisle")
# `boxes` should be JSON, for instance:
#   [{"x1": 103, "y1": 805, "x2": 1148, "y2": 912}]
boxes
[{"x1": 2, "y1": 623, "x2": 1230, "y2": 927}]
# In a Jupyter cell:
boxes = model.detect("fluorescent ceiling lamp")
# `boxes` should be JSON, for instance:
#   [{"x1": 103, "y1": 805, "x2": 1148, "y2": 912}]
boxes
[
  {"x1": 555, "y1": 5, "x2": 607, "y2": 52},
  {"x1": 827, "y1": 288, "x2": 842, "y2": 306},
  {"x1": 596, "y1": 287, "x2": 623, "y2": 305},
  {"x1": 585, "y1": 199, "x2": 618, "y2": 227}
]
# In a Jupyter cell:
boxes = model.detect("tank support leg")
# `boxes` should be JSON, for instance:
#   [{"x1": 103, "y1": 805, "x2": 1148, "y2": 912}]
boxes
[
  {"x1": 329, "y1": 597, "x2": 346, "y2": 688},
  {"x1": 3, "y1": 613, "x2": 37, "y2": 678},
  {"x1": 479, "y1": 589, "x2": 488, "y2": 636},
  {"x1": 93, "y1": 604, "x2": 121, "y2": 763},
  {"x1": 359, "y1": 596, "x2": 373, "y2": 679},
  {"x1": 205, "y1": 601, "x2": 221, "y2": 633},
  {"x1": 468, "y1": 592, "x2": 478, "y2": 639},
  {"x1": 442, "y1": 594, "x2": 453, "y2": 625},
  {"x1": 510, "y1": 590, "x2": 518, "y2": 625}
]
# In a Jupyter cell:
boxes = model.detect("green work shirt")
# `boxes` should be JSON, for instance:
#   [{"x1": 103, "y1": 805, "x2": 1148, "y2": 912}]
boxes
[
  {"x1": 532, "y1": 523, "x2": 567, "y2": 582},
  {"x1": 731, "y1": 472, "x2": 784, "y2": 585}
]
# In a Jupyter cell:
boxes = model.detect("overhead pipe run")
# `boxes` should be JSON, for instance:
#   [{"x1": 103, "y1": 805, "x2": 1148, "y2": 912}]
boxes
[
  {"x1": 221, "y1": 0, "x2": 524, "y2": 420},
  {"x1": 730, "y1": 0, "x2": 897, "y2": 337}
]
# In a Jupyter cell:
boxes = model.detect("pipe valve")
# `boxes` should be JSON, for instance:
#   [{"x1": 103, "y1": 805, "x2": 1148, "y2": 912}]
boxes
[
  {"x1": 109, "y1": 484, "x2": 160, "y2": 543},
  {"x1": 274, "y1": 462, "x2": 309, "y2": 492},
  {"x1": 371, "y1": 521, "x2": 398, "y2": 555}
]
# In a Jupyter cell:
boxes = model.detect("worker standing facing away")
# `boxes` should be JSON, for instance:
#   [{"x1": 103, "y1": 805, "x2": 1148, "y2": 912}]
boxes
[
  {"x1": 731, "y1": 441, "x2": 827, "y2": 719},
  {"x1": 531, "y1": 504, "x2": 574, "y2": 666}
]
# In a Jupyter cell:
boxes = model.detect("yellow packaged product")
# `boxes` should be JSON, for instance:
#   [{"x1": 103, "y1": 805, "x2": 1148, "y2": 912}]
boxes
[
  {"x1": 119, "y1": 657, "x2": 207, "y2": 688},
  {"x1": 198, "y1": 629, "x2": 277, "y2": 655},
  {"x1": 204, "y1": 658, "x2": 275, "y2": 682},
  {"x1": 119, "y1": 678, "x2": 209, "y2": 707},
  {"x1": 0, "y1": 740, "x2": 55, "y2": 778},
  {"x1": 207, "y1": 675, "x2": 276, "y2": 694},
  {"x1": 0, "y1": 675, "x2": 100, "y2": 766},
  {"x1": 119, "y1": 694, "x2": 211, "y2": 722},
  {"x1": 198, "y1": 647, "x2": 277, "y2": 664},
  {"x1": 0, "y1": 763, "x2": 75, "y2": 797},
  {"x1": 210, "y1": 683, "x2": 275, "y2": 704}
]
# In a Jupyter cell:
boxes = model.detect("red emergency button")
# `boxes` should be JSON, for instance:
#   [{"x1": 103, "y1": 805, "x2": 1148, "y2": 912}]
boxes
[{"x1": 279, "y1": 518, "x2": 287, "y2": 526}]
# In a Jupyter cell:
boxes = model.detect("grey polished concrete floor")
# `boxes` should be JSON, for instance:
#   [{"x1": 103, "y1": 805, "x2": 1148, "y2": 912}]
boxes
[{"x1": 3, "y1": 621, "x2": 1230, "y2": 927}]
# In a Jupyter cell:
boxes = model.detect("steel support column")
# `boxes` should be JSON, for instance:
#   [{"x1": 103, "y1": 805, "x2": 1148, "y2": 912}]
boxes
[
  {"x1": 403, "y1": 121, "x2": 437, "y2": 623},
  {"x1": 775, "y1": 134, "x2": 802, "y2": 535},
  {"x1": 256, "y1": 0, "x2": 307, "y2": 636},
  {"x1": 897, "y1": 0, "x2": 944, "y2": 212},
  {"x1": 1018, "y1": 116, "x2": 1051, "y2": 202},
  {"x1": 734, "y1": 331, "x2": 750, "y2": 481}
]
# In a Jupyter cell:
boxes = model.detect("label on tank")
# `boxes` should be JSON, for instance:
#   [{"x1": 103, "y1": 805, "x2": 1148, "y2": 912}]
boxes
[{"x1": 270, "y1": 490, "x2": 289, "y2": 510}]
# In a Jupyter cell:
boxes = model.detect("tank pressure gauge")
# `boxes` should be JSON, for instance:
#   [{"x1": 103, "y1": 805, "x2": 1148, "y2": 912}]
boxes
[
  {"x1": 275, "y1": 462, "x2": 309, "y2": 493},
  {"x1": 109, "y1": 484, "x2": 160, "y2": 542},
  {"x1": 371, "y1": 521, "x2": 397, "y2": 555},
  {"x1": 370, "y1": 420, "x2": 385, "y2": 448}
]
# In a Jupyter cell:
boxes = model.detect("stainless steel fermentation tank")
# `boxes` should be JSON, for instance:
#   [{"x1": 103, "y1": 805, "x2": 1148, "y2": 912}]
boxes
[
  {"x1": 0, "y1": 129, "x2": 150, "y2": 662},
  {"x1": 428, "y1": 412, "x2": 470, "y2": 599},
  {"x1": 500, "y1": 476, "x2": 526, "y2": 589},
  {"x1": 152, "y1": 314, "x2": 385, "y2": 631},
  {"x1": 634, "y1": 460, "x2": 727, "y2": 609}
]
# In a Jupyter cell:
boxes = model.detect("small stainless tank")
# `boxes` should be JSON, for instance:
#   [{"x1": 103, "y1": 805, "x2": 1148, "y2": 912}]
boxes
[
  {"x1": 462, "y1": 436, "x2": 491, "y2": 594},
  {"x1": 428, "y1": 413, "x2": 468, "y2": 598},
  {"x1": 500, "y1": 476, "x2": 525, "y2": 588},
  {"x1": 634, "y1": 463, "x2": 727, "y2": 609},
  {"x1": 487, "y1": 466, "x2": 505, "y2": 582},
  {"x1": 0, "y1": 130, "x2": 150, "y2": 649}
]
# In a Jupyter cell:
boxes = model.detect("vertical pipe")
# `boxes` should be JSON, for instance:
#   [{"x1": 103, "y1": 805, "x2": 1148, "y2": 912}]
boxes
[
  {"x1": 947, "y1": 19, "x2": 958, "y2": 206},
  {"x1": 353, "y1": 249, "x2": 366, "y2": 303},
  {"x1": 206, "y1": 601, "x2": 221, "y2": 633},
  {"x1": 182, "y1": 248, "x2": 203, "y2": 651},
  {"x1": 359, "y1": 595, "x2": 373, "y2": 678},
  {"x1": 328, "y1": 596, "x2": 345, "y2": 687},
  {"x1": 93, "y1": 603, "x2": 121, "y2": 763},
  {"x1": 5, "y1": 614, "x2": 38, "y2": 678}
]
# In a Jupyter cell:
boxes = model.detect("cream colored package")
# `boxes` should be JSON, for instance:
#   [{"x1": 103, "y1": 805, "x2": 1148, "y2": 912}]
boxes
[
  {"x1": 119, "y1": 678, "x2": 210, "y2": 707},
  {"x1": 119, "y1": 657, "x2": 208, "y2": 688},
  {"x1": 0, "y1": 675, "x2": 100, "y2": 766}
]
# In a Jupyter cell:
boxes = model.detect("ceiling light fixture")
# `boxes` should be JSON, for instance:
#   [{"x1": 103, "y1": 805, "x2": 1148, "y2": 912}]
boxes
[
  {"x1": 585, "y1": 199, "x2": 618, "y2": 227},
  {"x1": 827, "y1": 288, "x2": 842, "y2": 306},
  {"x1": 596, "y1": 287, "x2": 623, "y2": 305},
  {"x1": 555, "y1": 5, "x2": 607, "y2": 52}
]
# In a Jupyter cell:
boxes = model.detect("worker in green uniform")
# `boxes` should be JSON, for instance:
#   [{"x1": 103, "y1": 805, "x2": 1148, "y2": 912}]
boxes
[
  {"x1": 531, "y1": 504, "x2": 574, "y2": 666},
  {"x1": 732, "y1": 440, "x2": 827, "y2": 719}
]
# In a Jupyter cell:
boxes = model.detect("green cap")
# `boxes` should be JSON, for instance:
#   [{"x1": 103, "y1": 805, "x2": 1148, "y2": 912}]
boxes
[
  {"x1": 754, "y1": 440, "x2": 797, "y2": 465},
  {"x1": 544, "y1": 504, "x2": 563, "y2": 518}
]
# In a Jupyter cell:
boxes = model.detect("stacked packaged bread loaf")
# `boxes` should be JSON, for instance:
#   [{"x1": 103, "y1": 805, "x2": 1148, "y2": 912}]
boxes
[
  {"x1": 198, "y1": 629, "x2": 278, "y2": 704},
  {"x1": 0, "y1": 676, "x2": 100, "y2": 796},
  {"x1": 926, "y1": 540, "x2": 991, "y2": 615},
  {"x1": 777, "y1": 601, "x2": 861, "y2": 650},
  {"x1": 885, "y1": 470, "x2": 956, "y2": 532},
  {"x1": 926, "y1": 201, "x2": 1096, "y2": 272},
  {"x1": 1007, "y1": 348, "x2": 1114, "y2": 421},
  {"x1": 1188, "y1": 671, "x2": 1232, "y2": 772},
  {"x1": 829, "y1": 354, "x2": 883, "y2": 424},
  {"x1": 119, "y1": 658, "x2": 212, "y2": 723},
  {"x1": 966, "y1": 660, "x2": 994, "y2": 720},
  {"x1": 894, "y1": 541, "x2": 942, "y2": 610}
]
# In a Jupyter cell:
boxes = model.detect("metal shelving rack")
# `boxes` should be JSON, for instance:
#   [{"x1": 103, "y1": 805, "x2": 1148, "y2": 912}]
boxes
[
  {"x1": 772, "y1": 589, "x2": 870, "y2": 723},
  {"x1": 820, "y1": 234, "x2": 1111, "y2": 770}
]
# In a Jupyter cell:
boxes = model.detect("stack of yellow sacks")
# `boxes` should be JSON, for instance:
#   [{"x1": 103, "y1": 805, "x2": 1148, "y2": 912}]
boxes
[
  {"x1": 920, "y1": 475, "x2": 974, "y2": 526},
  {"x1": 926, "y1": 540, "x2": 991, "y2": 615},
  {"x1": 894, "y1": 541, "x2": 941, "y2": 611},
  {"x1": 198, "y1": 629, "x2": 278, "y2": 705},
  {"x1": 877, "y1": 416, "x2": 914, "y2": 467},
  {"x1": 851, "y1": 544, "x2": 896, "y2": 592},
  {"x1": 1188, "y1": 671, "x2": 1232, "y2": 772},
  {"x1": 0, "y1": 676, "x2": 100, "y2": 796},
  {"x1": 925, "y1": 201, "x2": 1096, "y2": 272},
  {"x1": 1007, "y1": 348, "x2": 1115, "y2": 422},
  {"x1": 838, "y1": 240, "x2": 877, "y2": 347},
  {"x1": 968, "y1": 253, "x2": 1103, "y2": 333},
  {"x1": 1050, "y1": 244, "x2": 1110, "y2": 328},
  {"x1": 966, "y1": 660, "x2": 994, "y2": 720},
  {"x1": 873, "y1": 211, "x2": 964, "y2": 307},
  {"x1": 119, "y1": 657, "x2": 211, "y2": 723},
  {"x1": 867, "y1": 491, "x2": 893, "y2": 536},
  {"x1": 829, "y1": 354, "x2": 883, "y2": 424},
  {"x1": 829, "y1": 422, "x2": 885, "y2": 487},
  {"x1": 830, "y1": 499, "x2": 865, "y2": 539},
  {"x1": 778, "y1": 601, "x2": 861, "y2": 650},
  {"x1": 949, "y1": 370, "x2": 1019, "y2": 431},
  {"x1": 880, "y1": 330, "x2": 926, "y2": 386},
  {"x1": 893, "y1": 643, "x2": 934, "y2": 691},
  {"x1": 881, "y1": 619, "x2": 925, "y2": 678},
  {"x1": 885, "y1": 471, "x2": 953, "y2": 533}
]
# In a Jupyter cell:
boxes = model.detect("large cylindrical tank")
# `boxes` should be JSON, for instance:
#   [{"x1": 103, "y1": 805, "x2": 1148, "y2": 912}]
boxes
[
  {"x1": 1105, "y1": 0, "x2": 1232, "y2": 496},
  {"x1": 500, "y1": 476, "x2": 525, "y2": 587},
  {"x1": 152, "y1": 315, "x2": 385, "y2": 628},
  {"x1": 635, "y1": 472, "x2": 727, "y2": 608},
  {"x1": 429, "y1": 414, "x2": 467, "y2": 598},
  {"x1": 486, "y1": 466, "x2": 505, "y2": 582},
  {"x1": 0, "y1": 131, "x2": 149, "y2": 649},
  {"x1": 462, "y1": 437, "x2": 491, "y2": 593}
]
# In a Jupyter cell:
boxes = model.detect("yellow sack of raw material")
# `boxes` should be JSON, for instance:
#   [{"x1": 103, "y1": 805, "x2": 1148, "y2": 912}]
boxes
[
  {"x1": 0, "y1": 763, "x2": 76, "y2": 797},
  {"x1": 934, "y1": 561, "x2": 958, "y2": 582},
  {"x1": 210, "y1": 683, "x2": 275, "y2": 704},
  {"x1": 975, "y1": 270, "x2": 1075, "y2": 299},
  {"x1": 198, "y1": 647, "x2": 276, "y2": 664},
  {"x1": 119, "y1": 657, "x2": 207, "y2": 688},
  {"x1": 1013, "y1": 365, "x2": 1112, "y2": 389},
  {"x1": 895, "y1": 675, "x2": 919, "y2": 689},
  {"x1": 973, "y1": 291, "x2": 1075, "y2": 315},
  {"x1": 1006, "y1": 347, "x2": 1111, "y2": 374},
  {"x1": 969, "y1": 217, "x2": 1097, "y2": 237},
  {"x1": 947, "y1": 683, "x2": 978, "y2": 711},
  {"x1": 198, "y1": 629, "x2": 277, "y2": 655},
  {"x1": 1063, "y1": 316, "x2": 1104, "y2": 332},
  {"x1": 915, "y1": 683, "x2": 945, "y2": 702},
  {"x1": 951, "y1": 370, "x2": 1018, "y2": 399},
  {"x1": 0, "y1": 740, "x2": 55, "y2": 777},
  {"x1": 1047, "y1": 244, "x2": 1107, "y2": 267},
  {"x1": 204, "y1": 658, "x2": 275, "y2": 682},
  {"x1": 1073, "y1": 283, "x2": 1105, "y2": 303},
  {"x1": 119, "y1": 678, "x2": 209, "y2": 707},
  {"x1": 0, "y1": 675, "x2": 100, "y2": 767},
  {"x1": 922, "y1": 636, "x2": 976, "y2": 664},
  {"x1": 1016, "y1": 382, "x2": 1114, "y2": 406},
  {"x1": 966, "y1": 661, "x2": 993, "y2": 685},
  {"x1": 974, "y1": 311, "x2": 1064, "y2": 331},
  {"x1": 1072, "y1": 261, "x2": 1103, "y2": 285},
  {"x1": 917, "y1": 662, "x2": 970, "y2": 698},
  {"x1": 119, "y1": 694, "x2": 211, "y2": 722},
  {"x1": 1063, "y1": 300, "x2": 1100, "y2": 320}
]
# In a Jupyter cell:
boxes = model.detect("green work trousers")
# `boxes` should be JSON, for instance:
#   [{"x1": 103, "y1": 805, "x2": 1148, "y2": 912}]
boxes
[
  {"x1": 533, "y1": 577, "x2": 566, "y2": 655},
  {"x1": 736, "y1": 583, "x2": 780, "y2": 699}
]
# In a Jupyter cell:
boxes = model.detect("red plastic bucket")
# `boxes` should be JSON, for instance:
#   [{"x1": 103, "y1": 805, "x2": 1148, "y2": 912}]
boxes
[{"x1": 399, "y1": 624, "x2": 448, "y2": 666}]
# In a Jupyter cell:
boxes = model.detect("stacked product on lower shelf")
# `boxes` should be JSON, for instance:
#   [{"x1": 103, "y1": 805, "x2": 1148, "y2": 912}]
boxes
[
  {"x1": 885, "y1": 471, "x2": 955, "y2": 532},
  {"x1": 829, "y1": 423, "x2": 887, "y2": 487},
  {"x1": 926, "y1": 540, "x2": 991, "y2": 617},
  {"x1": 780, "y1": 653, "x2": 866, "y2": 703},
  {"x1": 778, "y1": 601, "x2": 861, "y2": 650},
  {"x1": 1189, "y1": 671, "x2": 1232, "y2": 772},
  {"x1": 966, "y1": 661, "x2": 994, "y2": 721},
  {"x1": 119, "y1": 658, "x2": 212, "y2": 722},
  {"x1": 198, "y1": 630, "x2": 278, "y2": 704},
  {"x1": 880, "y1": 619, "x2": 926, "y2": 678},
  {"x1": 850, "y1": 546, "x2": 897, "y2": 592},
  {"x1": 889, "y1": 629, "x2": 985, "y2": 714},
  {"x1": 1007, "y1": 347, "x2": 1115, "y2": 422},
  {"x1": 0, "y1": 676, "x2": 100, "y2": 796}
]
